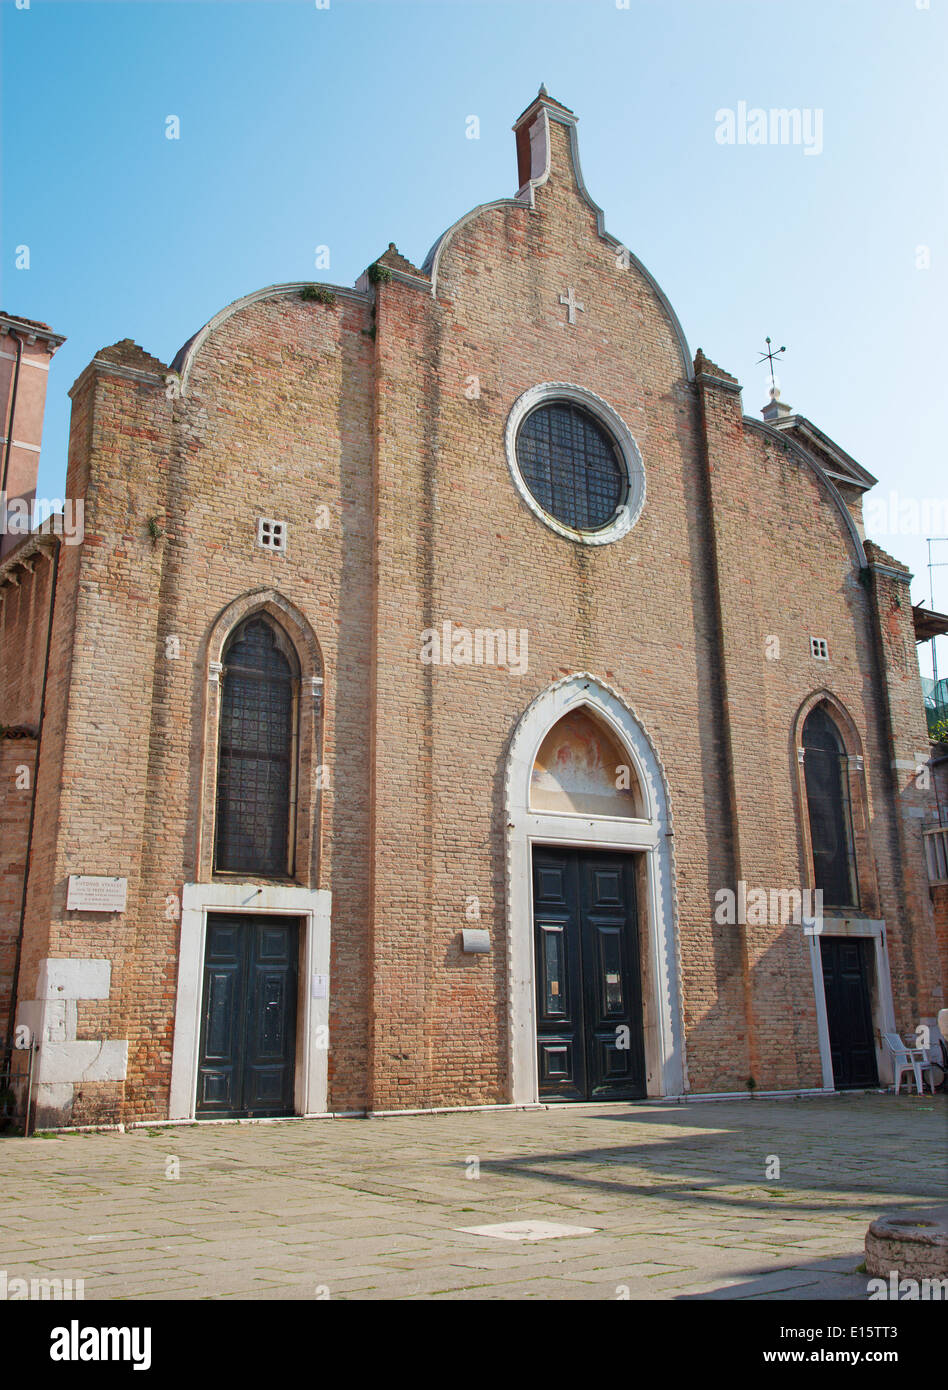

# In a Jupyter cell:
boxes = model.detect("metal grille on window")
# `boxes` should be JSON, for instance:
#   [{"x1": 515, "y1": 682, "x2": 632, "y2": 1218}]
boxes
[
  {"x1": 802, "y1": 706, "x2": 859, "y2": 909},
  {"x1": 257, "y1": 518, "x2": 287, "y2": 553},
  {"x1": 516, "y1": 402, "x2": 626, "y2": 532},
  {"x1": 214, "y1": 617, "x2": 298, "y2": 876}
]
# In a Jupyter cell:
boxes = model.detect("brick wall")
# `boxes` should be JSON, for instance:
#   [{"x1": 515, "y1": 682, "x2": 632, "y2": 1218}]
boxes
[
  {"x1": 0, "y1": 541, "x2": 57, "y2": 1042},
  {"x1": 933, "y1": 888, "x2": 948, "y2": 1005},
  {"x1": 5, "y1": 97, "x2": 942, "y2": 1122},
  {"x1": 12, "y1": 296, "x2": 376, "y2": 1123},
  {"x1": 0, "y1": 737, "x2": 35, "y2": 1041}
]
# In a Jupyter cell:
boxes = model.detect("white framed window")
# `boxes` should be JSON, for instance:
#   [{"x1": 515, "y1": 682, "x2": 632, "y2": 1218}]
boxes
[
  {"x1": 810, "y1": 637, "x2": 830, "y2": 661},
  {"x1": 256, "y1": 518, "x2": 288, "y2": 553},
  {"x1": 504, "y1": 382, "x2": 645, "y2": 546}
]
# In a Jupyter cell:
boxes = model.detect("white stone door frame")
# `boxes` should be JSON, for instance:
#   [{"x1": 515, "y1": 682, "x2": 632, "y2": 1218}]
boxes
[
  {"x1": 504, "y1": 674, "x2": 685, "y2": 1105},
  {"x1": 806, "y1": 915, "x2": 896, "y2": 1089},
  {"x1": 169, "y1": 882, "x2": 332, "y2": 1120}
]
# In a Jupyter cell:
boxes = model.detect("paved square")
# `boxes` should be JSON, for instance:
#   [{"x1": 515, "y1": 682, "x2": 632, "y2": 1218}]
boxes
[{"x1": 2, "y1": 1094, "x2": 945, "y2": 1300}]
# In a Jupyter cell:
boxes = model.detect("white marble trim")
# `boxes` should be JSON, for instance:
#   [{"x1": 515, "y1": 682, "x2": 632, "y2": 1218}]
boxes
[
  {"x1": 805, "y1": 916, "x2": 896, "y2": 1087},
  {"x1": 169, "y1": 882, "x2": 332, "y2": 1119},
  {"x1": 505, "y1": 675, "x2": 685, "y2": 1105},
  {"x1": 504, "y1": 382, "x2": 645, "y2": 546}
]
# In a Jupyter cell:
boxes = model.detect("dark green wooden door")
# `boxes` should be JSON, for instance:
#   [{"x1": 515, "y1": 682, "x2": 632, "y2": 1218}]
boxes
[
  {"x1": 820, "y1": 936, "x2": 878, "y2": 1089},
  {"x1": 197, "y1": 914, "x2": 299, "y2": 1117},
  {"x1": 533, "y1": 848, "x2": 646, "y2": 1101}
]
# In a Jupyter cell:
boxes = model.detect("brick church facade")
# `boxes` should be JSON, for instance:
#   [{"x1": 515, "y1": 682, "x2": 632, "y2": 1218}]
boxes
[{"x1": 1, "y1": 90, "x2": 943, "y2": 1129}]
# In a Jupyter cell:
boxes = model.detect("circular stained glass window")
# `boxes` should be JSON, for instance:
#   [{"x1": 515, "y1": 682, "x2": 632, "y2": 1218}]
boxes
[{"x1": 515, "y1": 401, "x2": 627, "y2": 533}]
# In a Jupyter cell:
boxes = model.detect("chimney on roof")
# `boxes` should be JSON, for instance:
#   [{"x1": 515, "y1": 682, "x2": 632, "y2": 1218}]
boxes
[
  {"x1": 761, "y1": 385, "x2": 793, "y2": 424},
  {"x1": 513, "y1": 86, "x2": 575, "y2": 191}
]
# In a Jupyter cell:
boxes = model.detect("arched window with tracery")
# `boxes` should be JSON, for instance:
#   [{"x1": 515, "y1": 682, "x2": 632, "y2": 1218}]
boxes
[
  {"x1": 214, "y1": 615, "x2": 299, "y2": 877},
  {"x1": 802, "y1": 704, "x2": 859, "y2": 909}
]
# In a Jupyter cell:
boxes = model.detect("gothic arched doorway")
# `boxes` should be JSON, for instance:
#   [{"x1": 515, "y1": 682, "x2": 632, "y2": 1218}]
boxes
[{"x1": 504, "y1": 676, "x2": 685, "y2": 1104}]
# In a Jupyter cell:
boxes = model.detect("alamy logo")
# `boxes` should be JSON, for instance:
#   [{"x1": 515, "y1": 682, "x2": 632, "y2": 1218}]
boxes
[
  {"x1": 862, "y1": 490, "x2": 948, "y2": 537},
  {"x1": 715, "y1": 102, "x2": 823, "y2": 156},
  {"x1": 867, "y1": 1272, "x2": 948, "y2": 1300},
  {"x1": 0, "y1": 494, "x2": 84, "y2": 544},
  {"x1": 714, "y1": 882, "x2": 823, "y2": 929},
  {"x1": 419, "y1": 620, "x2": 528, "y2": 675},
  {"x1": 0, "y1": 1269, "x2": 84, "y2": 1300},
  {"x1": 49, "y1": 1320, "x2": 151, "y2": 1371}
]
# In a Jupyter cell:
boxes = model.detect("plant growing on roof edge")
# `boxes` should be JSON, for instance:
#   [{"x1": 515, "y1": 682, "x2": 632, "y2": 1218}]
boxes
[
  {"x1": 367, "y1": 262, "x2": 392, "y2": 286},
  {"x1": 928, "y1": 714, "x2": 948, "y2": 743},
  {"x1": 300, "y1": 285, "x2": 337, "y2": 306}
]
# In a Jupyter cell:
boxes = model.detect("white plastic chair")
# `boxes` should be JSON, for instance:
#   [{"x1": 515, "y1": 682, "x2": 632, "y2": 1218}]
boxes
[{"x1": 882, "y1": 1032, "x2": 936, "y2": 1095}]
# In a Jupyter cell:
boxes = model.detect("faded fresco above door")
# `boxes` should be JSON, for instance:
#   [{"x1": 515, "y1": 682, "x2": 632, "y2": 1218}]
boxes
[{"x1": 530, "y1": 708, "x2": 643, "y2": 817}]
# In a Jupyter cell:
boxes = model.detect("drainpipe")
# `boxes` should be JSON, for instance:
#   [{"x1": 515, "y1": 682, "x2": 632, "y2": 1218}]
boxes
[
  {"x1": 930, "y1": 751, "x2": 947, "y2": 829},
  {"x1": 4, "y1": 537, "x2": 59, "y2": 1055}
]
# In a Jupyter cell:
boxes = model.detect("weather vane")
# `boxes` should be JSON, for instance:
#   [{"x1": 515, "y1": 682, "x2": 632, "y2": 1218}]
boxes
[{"x1": 757, "y1": 336, "x2": 787, "y2": 393}]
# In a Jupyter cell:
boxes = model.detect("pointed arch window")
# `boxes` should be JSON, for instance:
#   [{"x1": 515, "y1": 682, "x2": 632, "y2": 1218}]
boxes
[
  {"x1": 214, "y1": 615, "x2": 299, "y2": 877},
  {"x1": 802, "y1": 705, "x2": 859, "y2": 909}
]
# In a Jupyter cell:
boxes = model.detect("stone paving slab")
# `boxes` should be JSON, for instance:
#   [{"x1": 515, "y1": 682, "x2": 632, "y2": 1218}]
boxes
[{"x1": 2, "y1": 1094, "x2": 945, "y2": 1300}]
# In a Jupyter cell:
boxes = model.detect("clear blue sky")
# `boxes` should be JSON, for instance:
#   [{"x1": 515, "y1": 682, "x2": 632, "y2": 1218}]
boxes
[{"x1": 2, "y1": 0, "x2": 946, "y2": 679}]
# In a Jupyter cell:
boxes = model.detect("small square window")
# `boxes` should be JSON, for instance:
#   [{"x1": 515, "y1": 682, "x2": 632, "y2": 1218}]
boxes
[
  {"x1": 810, "y1": 637, "x2": 829, "y2": 660},
  {"x1": 256, "y1": 518, "x2": 287, "y2": 553}
]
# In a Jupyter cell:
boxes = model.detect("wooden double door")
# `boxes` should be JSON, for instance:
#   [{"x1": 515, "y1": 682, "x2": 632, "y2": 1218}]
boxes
[
  {"x1": 196, "y1": 913, "x2": 300, "y2": 1118},
  {"x1": 820, "y1": 936, "x2": 879, "y2": 1089},
  {"x1": 533, "y1": 847, "x2": 646, "y2": 1101}
]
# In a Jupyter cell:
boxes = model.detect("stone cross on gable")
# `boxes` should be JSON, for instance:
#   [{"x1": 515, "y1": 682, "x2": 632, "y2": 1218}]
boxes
[{"x1": 559, "y1": 287, "x2": 585, "y2": 325}]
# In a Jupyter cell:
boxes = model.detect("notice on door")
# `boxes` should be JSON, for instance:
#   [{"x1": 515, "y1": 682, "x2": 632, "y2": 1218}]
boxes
[{"x1": 66, "y1": 875, "x2": 128, "y2": 913}]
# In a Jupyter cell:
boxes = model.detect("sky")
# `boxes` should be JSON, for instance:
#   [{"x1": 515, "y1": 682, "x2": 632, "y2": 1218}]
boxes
[{"x1": 2, "y1": 0, "x2": 946, "y2": 680}]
